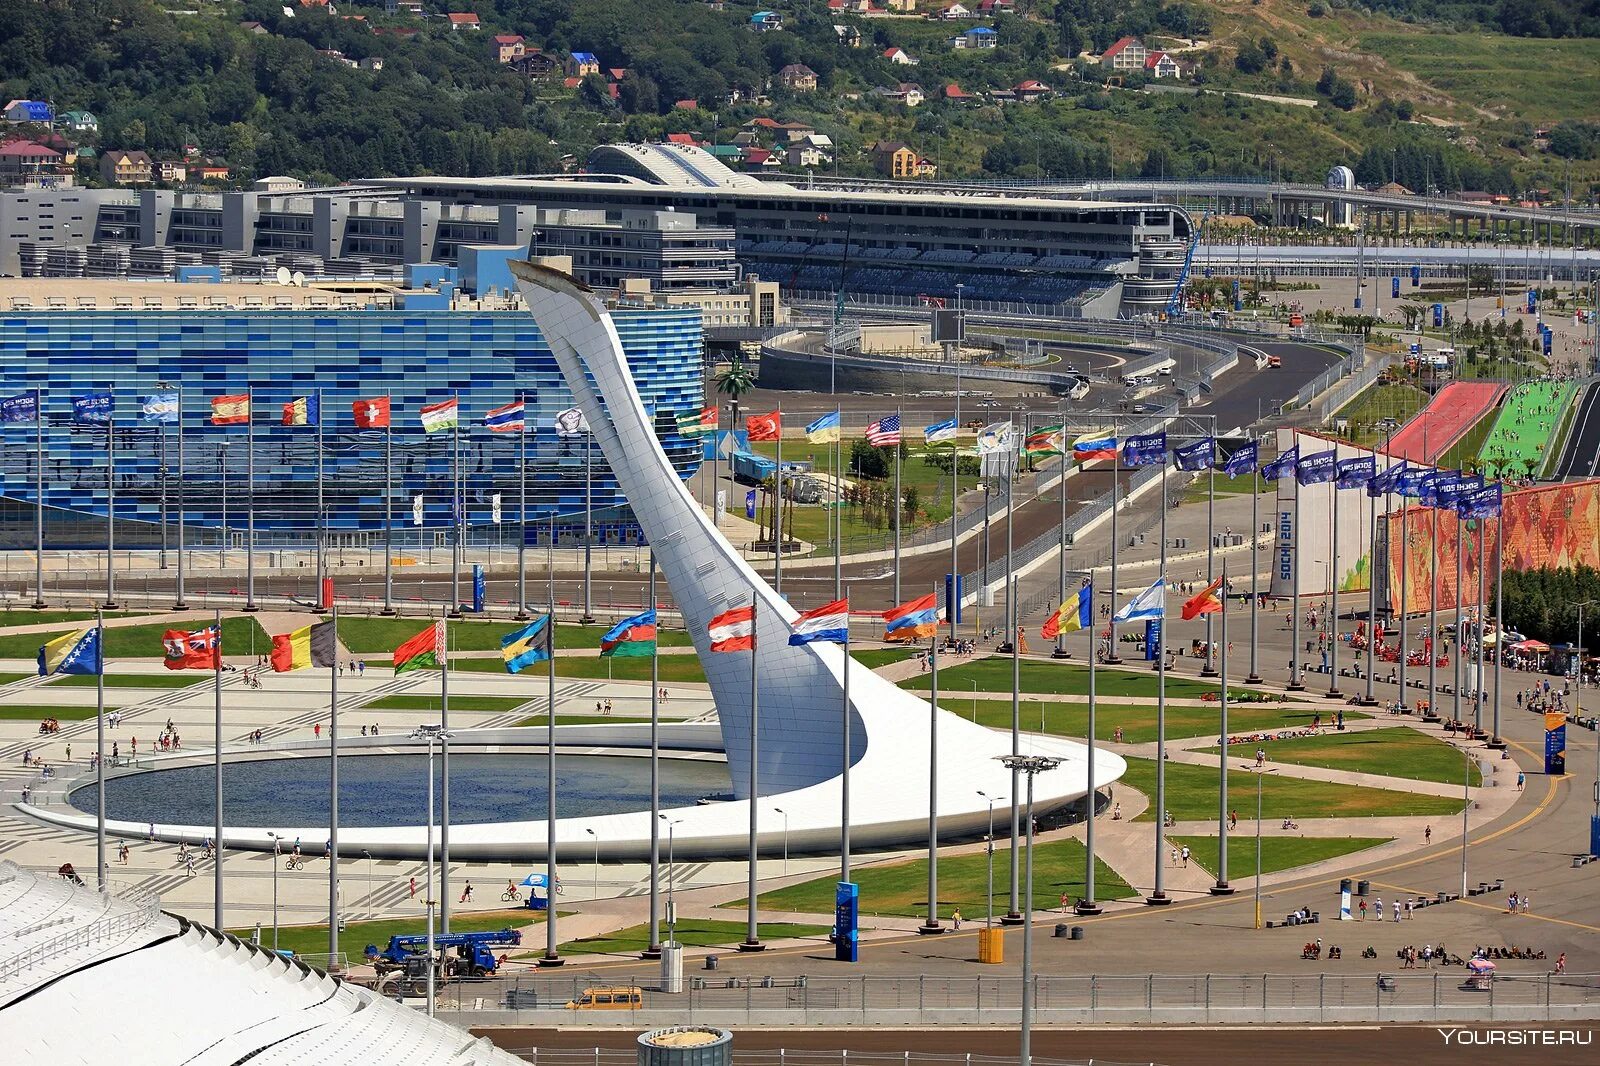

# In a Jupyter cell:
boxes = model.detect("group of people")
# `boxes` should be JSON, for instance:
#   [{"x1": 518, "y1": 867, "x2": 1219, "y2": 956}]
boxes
[
  {"x1": 35, "y1": 717, "x2": 63, "y2": 735},
  {"x1": 1355, "y1": 895, "x2": 1415, "y2": 922}
]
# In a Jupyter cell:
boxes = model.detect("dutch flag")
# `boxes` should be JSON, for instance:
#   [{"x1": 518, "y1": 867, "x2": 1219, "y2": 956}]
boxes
[{"x1": 788, "y1": 598, "x2": 850, "y2": 646}]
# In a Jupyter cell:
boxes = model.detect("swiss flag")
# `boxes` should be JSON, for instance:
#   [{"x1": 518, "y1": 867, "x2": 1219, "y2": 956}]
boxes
[
  {"x1": 746, "y1": 411, "x2": 781, "y2": 442},
  {"x1": 352, "y1": 396, "x2": 391, "y2": 428}
]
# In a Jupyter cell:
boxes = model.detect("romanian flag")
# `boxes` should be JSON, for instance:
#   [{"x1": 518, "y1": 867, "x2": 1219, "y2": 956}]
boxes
[
  {"x1": 162, "y1": 625, "x2": 221, "y2": 670},
  {"x1": 601, "y1": 610, "x2": 657, "y2": 658},
  {"x1": 1181, "y1": 576, "x2": 1225, "y2": 621},
  {"x1": 269, "y1": 621, "x2": 337, "y2": 672},
  {"x1": 394, "y1": 621, "x2": 444, "y2": 674},
  {"x1": 708, "y1": 605, "x2": 755, "y2": 652},
  {"x1": 677, "y1": 408, "x2": 717, "y2": 437},
  {"x1": 501, "y1": 616, "x2": 553, "y2": 674},
  {"x1": 210, "y1": 394, "x2": 250, "y2": 425},
  {"x1": 1025, "y1": 424, "x2": 1064, "y2": 458},
  {"x1": 37, "y1": 628, "x2": 101, "y2": 676},
  {"x1": 1041, "y1": 582, "x2": 1092, "y2": 640},
  {"x1": 281, "y1": 396, "x2": 319, "y2": 427},
  {"x1": 745, "y1": 411, "x2": 781, "y2": 443},
  {"x1": 1072, "y1": 431, "x2": 1117, "y2": 461},
  {"x1": 883, "y1": 593, "x2": 939, "y2": 642}
]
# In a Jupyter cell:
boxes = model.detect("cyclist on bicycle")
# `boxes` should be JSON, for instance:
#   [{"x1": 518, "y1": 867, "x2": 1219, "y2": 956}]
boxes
[{"x1": 504, "y1": 880, "x2": 520, "y2": 901}]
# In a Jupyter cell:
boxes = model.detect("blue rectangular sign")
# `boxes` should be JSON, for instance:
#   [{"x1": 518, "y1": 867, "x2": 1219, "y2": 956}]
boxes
[
  {"x1": 834, "y1": 881, "x2": 859, "y2": 962},
  {"x1": 944, "y1": 574, "x2": 963, "y2": 625},
  {"x1": 1145, "y1": 618, "x2": 1162, "y2": 661},
  {"x1": 472, "y1": 564, "x2": 485, "y2": 613}
]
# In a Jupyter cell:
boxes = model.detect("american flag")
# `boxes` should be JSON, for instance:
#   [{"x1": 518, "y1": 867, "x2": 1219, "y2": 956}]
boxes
[{"x1": 865, "y1": 414, "x2": 901, "y2": 446}]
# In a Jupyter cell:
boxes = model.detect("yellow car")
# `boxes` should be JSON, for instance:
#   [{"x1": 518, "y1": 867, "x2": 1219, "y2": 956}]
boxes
[{"x1": 566, "y1": 986, "x2": 643, "y2": 1010}]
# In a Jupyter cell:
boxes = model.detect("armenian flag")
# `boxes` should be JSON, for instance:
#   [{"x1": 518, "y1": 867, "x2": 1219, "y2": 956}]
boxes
[
  {"x1": 708, "y1": 606, "x2": 755, "y2": 652},
  {"x1": 394, "y1": 621, "x2": 444, "y2": 674},
  {"x1": 419, "y1": 397, "x2": 459, "y2": 435},
  {"x1": 1181, "y1": 576, "x2": 1224, "y2": 620},
  {"x1": 1072, "y1": 431, "x2": 1118, "y2": 462},
  {"x1": 601, "y1": 610, "x2": 657, "y2": 658},
  {"x1": 37, "y1": 628, "x2": 101, "y2": 676},
  {"x1": 1041, "y1": 582, "x2": 1092, "y2": 639},
  {"x1": 677, "y1": 407, "x2": 717, "y2": 437},
  {"x1": 281, "y1": 395, "x2": 319, "y2": 427},
  {"x1": 210, "y1": 394, "x2": 250, "y2": 425},
  {"x1": 884, "y1": 593, "x2": 939, "y2": 642},
  {"x1": 501, "y1": 616, "x2": 553, "y2": 674},
  {"x1": 788, "y1": 599, "x2": 849, "y2": 646},
  {"x1": 269, "y1": 621, "x2": 337, "y2": 672}
]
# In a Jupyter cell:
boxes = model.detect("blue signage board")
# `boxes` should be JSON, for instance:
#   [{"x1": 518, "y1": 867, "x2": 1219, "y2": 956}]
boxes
[
  {"x1": 1432, "y1": 303, "x2": 1444, "y2": 328},
  {"x1": 944, "y1": 574, "x2": 963, "y2": 625},
  {"x1": 834, "y1": 881, "x2": 859, "y2": 962},
  {"x1": 1411, "y1": 266, "x2": 1421, "y2": 287},
  {"x1": 472, "y1": 564, "x2": 486, "y2": 613},
  {"x1": 1391, "y1": 277, "x2": 1400, "y2": 299},
  {"x1": 1145, "y1": 619, "x2": 1162, "y2": 661},
  {"x1": 1544, "y1": 715, "x2": 1566, "y2": 776}
]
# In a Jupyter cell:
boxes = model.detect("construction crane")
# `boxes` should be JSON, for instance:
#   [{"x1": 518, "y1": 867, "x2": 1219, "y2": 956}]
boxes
[{"x1": 1163, "y1": 210, "x2": 1211, "y2": 321}]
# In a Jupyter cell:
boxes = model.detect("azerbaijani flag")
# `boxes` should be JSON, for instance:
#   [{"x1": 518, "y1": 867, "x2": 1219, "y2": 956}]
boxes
[
  {"x1": 677, "y1": 407, "x2": 717, "y2": 437},
  {"x1": 501, "y1": 616, "x2": 552, "y2": 674},
  {"x1": 1041, "y1": 582, "x2": 1092, "y2": 639},
  {"x1": 419, "y1": 397, "x2": 460, "y2": 435},
  {"x1": 1072, "y1": 431, "x2": 1117, "y2": 461},
  {"x1": 1181, "y1": 576, "x2": 1224, "y2": 620},
  {"x1": 805, "y1": 411, "x2": 841, "y2": 444},
  {"x1": 394, "y1": 621, "x2": 444, "y2": 673},
  {"x1": 708, "y1": 606, "x2": 755, "y2": 652},
  {"x1": 601, "y1": 609, "x2": 657, "y2": 658},
  {"x1": 788, "y1": 598, "x2": 849, "y2": 646},
  {"x1": 37, "y1": 628, "x2": 101, "y2": 676},
  {"x1": 1025, "y1": 424, "x2": 1064, "y2": 458},
  {"x1": 883, "y1": 593, "x2": 939, "y2": 642},
  {"x1": 270, "y1": 621, "x2": 337, "y2": 672}
]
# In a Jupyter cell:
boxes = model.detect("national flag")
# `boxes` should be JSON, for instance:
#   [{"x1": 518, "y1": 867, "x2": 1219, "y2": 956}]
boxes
[
  {"x1": 923, "y1": 418, "x2": 958, "y2": 443},
  {"x1": 554, "y1": 406, "x2": 588, "y2": 437},
  {"x1": 1112, "y1": 579, "x2": 1166, "y2": 623},
  {"x1": 708, "y1": 605, "x2": 755, "y2": 652},
  {"x1": 1025, "y1": 424, "x2": 1065, "y2": 458},
  {"x1": 73, "y1": 392, "x2": 114, "y2": 424},
  {"x1": 1222, "y1": 440, "x2": 1259, "y2": 478},
  {"x1": 269, "y1": 621, "x2": 337, "y2": 672},
  {"x1": 37, "y1": 628, "x2": 101, "y2": 676},
  {"x1": 209, "y1": 394, "x2": 250, "y2": 426},
  {"x1": 884, "y1": 593, "x2": 939, "y2": 642},
  {"x1": 1368, "y1": 460, "x2": 1407, "y2": 498},
  {"x1": 1295, "y1": 449, "x2": 1337, "y2": 485},
  {"x1": 976, "y1": 422, "x2": 1016, "y2": 454},
  {"x1": 865, "y1": 414, "x2": 901, "y2": 447},
  {"x1": 1041, "y1": 582, "x2": 1092, "y2": 639},
  {"x1": 394, "y1": 621, "x2": 444, "y2": 674},
  {"x1": 352, "y1": 396, "x2": 391, "y2": 428},
  {"x1": 1457, "y1": 482, "x2": 1501, "y2": 519},
  {"x1": 1072, "y1": 431, "x2": 1117, "y2": 461},
  {"x1": 420, "y1": 397, "x2": 459, "y2": 434},
  {"x1": 746, "y1": 411, "x2": 781, "y2": 442},
  {"x1": 142, "y1": 392, "x2": 179, "y2": 424},
  {"x1": 601, "y1": 609, "x2": 657, "y2": 658},
  {"x1": 162, "y1": 625, "x2": 221, "y2": 670},
  {"x1": 1173, "y1": 439, "x2": 1214, "y2": 471},
  {"x1": 0, "y1": 392, "x2": 39, "y2": 423},
  {"x1": 281, "y1": 395, "x2": 320, "y2": 427},
  {"x1": 501, "y1": 616, "x2": 553, "y2": 673},
  {"x1": 1260, "y1": 447, "x2": 1298, "y2": 481},
  {"x1": 1122, "y1": 432, "x2": 1167, "y2": 466},
  {"x1": 788, "y1": 598, "x2": 849, "y2": 646},
  {"x1": 484, "y1": 400, "x2": 525, "y2": 433},
  {"x1": 677, "y1": 407, "x2": 717, "y2": 437},
  {"x1": 1181, "y1": 576, "x2": 1224, "y2": 620},
  {"x1": 806, "y1": 411, "x2": 841, "y2": 444},
  {"x1": 1336, "y1": 455, "x2": 1375, "y2": 490}
]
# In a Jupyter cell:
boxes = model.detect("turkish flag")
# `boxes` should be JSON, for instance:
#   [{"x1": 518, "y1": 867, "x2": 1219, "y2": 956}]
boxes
[
  {"x1": 353, "y1": 396, "x2": 391, "y2": 428},
  {"x1": 746, "y1": 410, "x2": 781, "y2": 442}
]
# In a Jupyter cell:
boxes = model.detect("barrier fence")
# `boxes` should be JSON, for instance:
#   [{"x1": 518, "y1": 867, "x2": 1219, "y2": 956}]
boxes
[{"x1": 503, "y1": 1052, "x2": 1161, "y2": 1066}]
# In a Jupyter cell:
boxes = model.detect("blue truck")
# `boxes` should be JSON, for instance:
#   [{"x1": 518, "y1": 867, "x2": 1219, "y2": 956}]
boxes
[{"x1": 366, "y1": 928, "x2": 522, "y2": 992}]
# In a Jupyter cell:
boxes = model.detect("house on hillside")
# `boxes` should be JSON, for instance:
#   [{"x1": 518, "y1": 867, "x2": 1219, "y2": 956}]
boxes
[
  {"x1": 197, "y1": 161, "x2": 231, "y2": 182},
  {"x1": 750, "y1": 11, "x2": 785, "y2": 31},
  {"x1": 155, "y1": 159, "x2": 189, "y2": 183},
  {"x1": 318, "y1": 49, "x2": 359, "y2": 68},
  {"x1": 0, "y1": 140, "x2": 62, "y2": 180},
  {"x1": 100, "y1": 149, "x2": 153, "y2": 185},
  {"x1": 512, "y1": 51, "x2": 561, "y2": 78},
  {"x1": 787, "y1": 133, "x2": 835, "y2": 168},
  {"x1": 567, "y1": 52, "x2": 601, "y2": 78},
  {"x1": 1100, "y1": 37, "x2": 1148, "y2": 71},
  {"x1": 887, "y1": 0, "x2": 918, "y2": 10},
  {"x1": 871, "y1": 83, "x2": 925, "y2": 107},
  {"x1": 60, "y1": 111, "x2": 99, "y2": 135},
  {"x1": 943, "y1": 83, "x2": 977, "y2": 103},
  {"x1": 3, "y1": 100, "x2": 52, "y2": 126},
  {"x1": 239, "y1": 20, "x2": 268, "y2": 34},
  {"x1": 491, "y1": 34, "x2": 526, "y2": 63},
  {"x1": 778, "y1": 64, "x2": 819, "y2": 91},
  {"x1": 976, "y1": 0, "x2": 1014, "y2": 12},
  {"x1": 298, "y1": 0, "x2": 336, "y2": 11},
  {"x1": 1013, "y1": 79, "x2": 1052, "y2": 102},
  {"x1": 932, "y1": 2, "x2": 973, "y2": 18},
  {"x1": 834, "y1": 24, "x2": 863, "y2": 47},
  {"x1": 387, "y1": 0, "x2": 424, "y2": 14},
  {"x1": 950, "y1": 26, "x2": 996, "y2": 49},
  {"x1": 870, "y1": 141, "x2": 935, "y2": 179},
  {"x1": 883, "y1": 47, "x2": 918, "y2": 65},
  {"x1": 1144, "y1": 51, "x2": 1182, "y2": 78},
  {"x1": 446, "y1": 12, "x2": 481, "y2": 31}
]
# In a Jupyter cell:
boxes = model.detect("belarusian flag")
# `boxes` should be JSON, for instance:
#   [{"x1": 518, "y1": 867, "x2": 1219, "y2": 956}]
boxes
[
  {"x1": 601, "y1": 609, "x2": 657, "y2": 658},
  {"x1": 677, "y1": 407, "x2": 716, "y2": 437},
  {"x1": 394, "y1": 621, "x2": 444, "y2": 673},
  {"x1": 270, "y1": 621, "x2": 338, "y2": 672},
  {"x1": 419, "y1": 397, "x2": 459, "y2": 435}
]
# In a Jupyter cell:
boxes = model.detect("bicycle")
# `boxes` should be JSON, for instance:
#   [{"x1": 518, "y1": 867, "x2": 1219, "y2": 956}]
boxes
[
  {"x1": 501, "y1": 889, "x2": 522, "y2": 904},
  {"x1": 285, "y1": 855, "x2": 305, "y2": 871}
]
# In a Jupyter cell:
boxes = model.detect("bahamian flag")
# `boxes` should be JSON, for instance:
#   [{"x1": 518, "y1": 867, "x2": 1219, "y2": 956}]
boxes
[
  {"x1": 1, "y1": 392, "x2": 39, "y2": 423},
  {"x1": 600, "y1": 609, "x2": 657, "y2": 658},
  {"x1": 1222, "y1": 440, "x2": 1258, "y2": 478},
  {"x1": 142, "y1": 392, "x2": 179, "y2": 424},
  {"x1": 806, "y1": 410, "x2": 841, "y2": 444},
  {"x1": 501, "y1": 615, "x2": 553, "y2": 674},
  {"x1": 38, "y1": 627, "x2": 102, "y2": 676}
]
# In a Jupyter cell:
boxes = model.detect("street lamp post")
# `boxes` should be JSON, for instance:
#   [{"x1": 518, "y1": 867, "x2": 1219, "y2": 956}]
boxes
[
  {"x1": 411, "y1": 723, "x2": 450, "y2": 1018},
  {"x1": 586, "y1": 827, "x2": 599, "y2": 900},
  {"x1": 659, "y1": 815, "x2": 682, "y2": 945},
  {"x1": 977, "y1": 789, "x2": 1002, "y2": 927},
  {"x1": 774, "y1": 807, "x2": 789, "y2": 876},
  {"x1": 998, "y1": 755, "x2": 1060, "y2": 1066},
  {"x1": 1253, "y1": 767, "x2": 1277, "y2": 930},
  {"x1": 268, "y1": 832, "x2": 281, "y2": 951},
  {"x1": 1576, "y1": 601, "x2": 1597, "y2": 855},
  {"x1": 363, "y1": 849, "x2": 373, "y2": 921}
]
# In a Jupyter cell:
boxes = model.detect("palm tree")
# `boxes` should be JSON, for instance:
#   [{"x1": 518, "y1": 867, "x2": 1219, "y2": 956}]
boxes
[{"x1": 715, "y1": 355, "x2": 756, "y2": 432}]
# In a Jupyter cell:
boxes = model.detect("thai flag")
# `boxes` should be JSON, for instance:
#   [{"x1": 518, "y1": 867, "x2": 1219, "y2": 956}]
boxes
[
  {"x1": 708, "y1": 605, "x2": 755, "y2": 652},
  {"x1": 485, "y1": 400, "x2": 526, "y2": 433},
  {"x1": 788, "y1": 598, "x2": 849, "y2": 646},
  {"x1": 1072, "y1": 431, "x2": 1117, "y2": 461},
  {"x1": 884, "y1": 593, "x2": 940, "y2": 642}
]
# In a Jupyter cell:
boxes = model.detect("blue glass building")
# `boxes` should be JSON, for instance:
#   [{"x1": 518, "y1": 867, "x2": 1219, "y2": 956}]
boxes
[{"x1": 0, "y1": 309, "x2": 705, "y2": 550}]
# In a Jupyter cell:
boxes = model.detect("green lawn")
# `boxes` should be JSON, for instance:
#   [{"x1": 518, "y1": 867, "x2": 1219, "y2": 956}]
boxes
[
  {"x1": 1116, "y1": 757, "x2": 1465, "y2": 822},
  {"x1": 1333, "y1": 381, "x2": 1430, "y2": 449},
  {"x1": 48, "y1": 673, "x2": 203, "y2": 689},
  {"x1": 0, "y1": 617, "x2": 270, "y2": 662},
  {"x1": 1358, "y1": 33, "x2": 1600, "y2": 123},
  {"x1": 901, "y1": 659, "x2": 1254, "y2": 701},
  {"x1": 1438, "y1": 414, "x2": 1496, "y2": 474},
  {"x1": 744, "y1": 838, "x2": 1134, "y2": 921},
  {"x1": 954, "y1": 698, "x2": 1363, "y2": 746},
  {"x1": 852, "y1": 648, "x2": 917, "y2": 671},
  {"x1": 0, "y1": 704, "x2": 110, "y2": 721},
  {"x1": 453, "y1": 654, "x2": 708, "y2": 684},
  {"x1": 562, "y1": 918, "x2": 831, "y2": 956},
  {"x1": 1197, "y1": 727, "x2": 1480, "y2": 788},
  {"x1": 231, "y1": 908, "x2": 541, "y2": 961},
  {"x1": 1168, "y1": 835, "x2": 1393, "y2": 881},
  {"x1": 361, "y1": 694, "x2": 530, "y2": 713},
  {"x1": 330, "y1": 616, "x2": 691, "y2": 655},
  {"x1": 0, "y1": 672, "x2": 31, "y2": 685},
  {"x1": 512, "y1": 714, "x2": 654, "y2": 727},
  {"x1": 0, "y1": 609, "x2": 145, "y2": 627}
]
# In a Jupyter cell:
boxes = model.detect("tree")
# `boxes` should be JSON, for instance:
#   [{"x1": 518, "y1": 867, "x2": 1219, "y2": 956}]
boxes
[{"x1": 714, "y1": 356, "x2": 756, "y2": 431}]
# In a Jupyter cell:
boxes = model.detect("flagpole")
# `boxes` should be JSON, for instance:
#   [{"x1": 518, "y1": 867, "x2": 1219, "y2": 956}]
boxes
[
  {"x1": 949, "y1": 362, "x2": 960, "y2": 650},
  {"x1": 920, "y1": 590, "x2": 942, "y2": 934},
  {"x1": 517, "y1": 393, "x2": 528, "y2": 620},
  {"x1": 213, "y1": 606, "x2": 223, "y2": 927},
  {"x1": 439, "y1": 617, "x2": 450, "y2": 933},
  {"x1": 1002, "y1": 423, "x2": 1015, "y2": 652},
  {"x1": 174, "y1": 383, "x2": 187, "y2": 610},
  {"x1": 1288, "y1": 455, "x2": 1304, "y2": 691},
  {"x1": 244, "y1": 384, "x2": 256, "y2": 613},
  {"x1": 1212, "y1": 561, "x2": 1233, "y2": 895},
  {"x1": 382, "y1": 393, "x2": 394, "y2": 616},
  {"x1": 159, "y1": 402, "x2": 168, "y2": 572},
  {"x1": 1078, "y1": 579, "x2": 1101, "y2": 915},
  {"x1": 450, "y1": 394, "x2": 462, "y2": 620},
  {"x1": 774, "y1": 409, "x2": 784, "y2": 597},
  {"x1": 1107, "y1": 423, "x2": 1123, "y2": 663},
  {"x1": 316, "y1": 388, "x2": 326, "y2": 610},
  {"x1": 1327, "y1": 456, "x2": 1341, "y2": 698},
  {"x1": 741, "y1": 593, "x2": 764, "y2": 952},
  {"x1": 33, "y1": 386, "x2": 45, "y2": 609},
  {"x1": 1246, "y1": 439, "x2": 1262, "y2": 683},
  {"x1": 96, "y1": 607, "x2": 105, "y2": 890},
  {"x1": 104, "y1": 387, "x2": 117, "y2": 610},
  {"x1": 582, "y1": 423, "x2": 595, "y2": 623},
  {"x1": 833, "y1": 430, "x2": 841, "y2": 602},
  {"x1": 1363, "y1": 477, "x2": 1378, "y2": 706},
  {"x1": 1201, "y1": 424, "x2": 1218, "y2": 678},
  {"x1": 541, "y1": 514, "x2": 563, "y2": 966},
  {"x1": 646, "y1": 554, "x2": 661, "y2": 957},
  {"x1": 1148, "y1": 451, "x2": 1171, "y2": 906},
  {"x1": 840, "y1": 593, "x2": 852, "y2": 883},
  {"x1": 1054, "y1": 448, "x2": 1068, "y2": 659},
  {"x1": 1002, "y1": 570, "x2": 1022, "y2": 926},
  {"x1": 1491, "y1": 512, "x2": 1503, "y2": 746},
  {"x1": 1429, "y1": 482, "x2": 1440, "y2": 720},
  {"x1": 1474, "y1": 519, "x2": 1486, "y2": 734},
  {"x1": 329, "y1": 598, "x2": 340, "y2": 955},
  {"x1": 1453, "y1": 508, "x2": 1465, "y2": 734},
  {"x1": 893, "y1": 407, "x2": 903, "y2": 607}
]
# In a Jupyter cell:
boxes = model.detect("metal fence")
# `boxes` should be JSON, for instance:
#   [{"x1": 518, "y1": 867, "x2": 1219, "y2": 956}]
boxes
[
  {"x1": 447, "y1": 970, "x2": 1600, "y2": 1026},
  {"x1": 502, "y1": 1051, "x2": 1159, "y2": 1066}
]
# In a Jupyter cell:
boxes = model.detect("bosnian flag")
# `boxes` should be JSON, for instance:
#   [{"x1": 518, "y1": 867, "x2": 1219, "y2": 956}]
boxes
[
  {"x1": 884, "y1": 593, "x2": 939, "y2": 642},
  {"x1": 1072, "y1": 431, "x2": 1118, "y2": 461},
  {"x1": 484, "y1": 400, "x2": 525, "y2": 433},
  {"x1": 788, "y1": 598, "x2": 849, "y2": 646},
  {"x1": 708, "y1": 605, "x2": 755, "y2": 652},
  {"x1": 1112, "y1": 579, "x2": 1166, "y2": 623}
]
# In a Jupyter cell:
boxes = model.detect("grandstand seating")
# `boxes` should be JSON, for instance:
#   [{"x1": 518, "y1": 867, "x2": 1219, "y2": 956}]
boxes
[
  {"x1": 1477, "y1": 380, "x2": 1578, "y2": 479},
  {"x1": 1385, "y1": 381, "x2": 1508, "y2": 463}
]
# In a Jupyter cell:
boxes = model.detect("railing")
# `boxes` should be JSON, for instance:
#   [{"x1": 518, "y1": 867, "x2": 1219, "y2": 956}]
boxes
[
  {"x1": 503, "y1": 1052, "x2": 1159, "y2": 1066},
  {"x1": 0, "y1": 882, "x2": 164, "y2": 985}
]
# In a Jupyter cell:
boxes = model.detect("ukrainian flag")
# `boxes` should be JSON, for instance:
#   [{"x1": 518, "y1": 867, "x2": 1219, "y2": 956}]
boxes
[
  {"x1": 501, "y1": 615, "x2": 553, "y2": 674},
  {"x1": 38, "y1": 628, "x2": 102, "y2": 676},
  {"x1": 806, "y1": 410, "x2": 841, "y2": 444}
]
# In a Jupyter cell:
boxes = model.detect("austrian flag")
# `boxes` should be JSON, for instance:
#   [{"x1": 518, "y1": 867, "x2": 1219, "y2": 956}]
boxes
[{"x1": 708, "y1": 605, "x2": 755, "y2": 652}]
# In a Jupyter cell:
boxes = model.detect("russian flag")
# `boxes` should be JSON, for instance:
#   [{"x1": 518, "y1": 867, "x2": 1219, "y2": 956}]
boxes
[
  {"x1": 708, "y1": 605, "x2": 755, "y2": 652},
  {"x1": 485, "y1": 400, "x2": 526, "y2": 433},
  {"x1": 789, "y1": 598, "x2": 850, "y2": 646},
  {"x1": 883, "y1": 593, "x2": 939, "y2": 642},
  {"x1": 1072, "y1": 431, "x2": 1117, "y2": 461}
]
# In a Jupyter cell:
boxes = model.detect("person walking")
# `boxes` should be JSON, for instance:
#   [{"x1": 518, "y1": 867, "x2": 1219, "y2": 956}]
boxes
[
  {"x1": 1424, "y1": 825, "x2": 1432, "y2": 845},
  {"x1": 951, "y1": 908, "x2": 962, "y2": 930},
  {"x1": 1358, "y1": 898, "x2": 1368, "y2": 921},
  {"x1": 409, "y1": 876, "x2": 417, "y2": 900},
  {"x1": 459, "y1": 881, "x2": 473, "y2": 904},
  {"x1": 1180, "y1": 844, "x2": 1191, "y2": 868}
]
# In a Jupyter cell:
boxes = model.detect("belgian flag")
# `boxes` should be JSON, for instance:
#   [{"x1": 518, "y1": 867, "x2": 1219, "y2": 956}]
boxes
[{"x1": 269, "y1": 621, "x2": 338, "y2": 672}]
